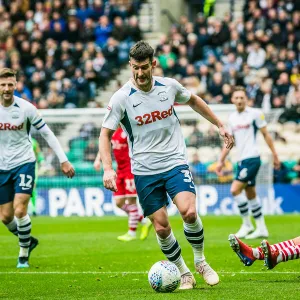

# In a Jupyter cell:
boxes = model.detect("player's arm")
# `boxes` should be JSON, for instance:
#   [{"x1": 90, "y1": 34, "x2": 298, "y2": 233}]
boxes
[
  {"x1": 260, "y1": 126, "x2": 280, "y2": 169},
  {"x1": 99, "y1": 91, "x2": 124, "y2": 192},
  {"x1": 94, "y1": 151, "x2": 101, "y2": 171},
  {"x1": 215, "y1": 144, "x2": 231, "y2": 176},
  {"x1": 99, "y1": 127, "x2": 117, "y2": 192},
  {"x1": 27, "y1": 105, "x2": 75, "y2": 178},
  {"x1": 38, "y1": 125, "x2": 75, "y2": 178},
  {"x1": 187, "y1": 94, "x2": 234, "y2": 149}
]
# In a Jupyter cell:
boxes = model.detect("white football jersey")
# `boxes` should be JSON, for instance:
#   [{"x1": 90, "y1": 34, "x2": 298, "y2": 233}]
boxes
[
  {"x1": 0, "y1": 96, "x2": 46, "y2": 170},
  {"x1": 102, "y1": 76, "x2": 192, "y2": 175},
  {"x1": 228, "y1": 107, "x2": 267, "y2": 161}
]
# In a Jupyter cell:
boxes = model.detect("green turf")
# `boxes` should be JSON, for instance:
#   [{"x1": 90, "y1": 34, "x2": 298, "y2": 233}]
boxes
[{"x1": 0, "y1": 215, "x2": 299, "y2": 299}]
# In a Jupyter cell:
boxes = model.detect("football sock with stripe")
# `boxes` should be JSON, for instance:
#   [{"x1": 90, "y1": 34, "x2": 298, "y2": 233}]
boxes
[
  {"x1": 234, "y1": 194, "x2": 251, "y2": 226},
  {"x1": 184, "y1": 215, "x2": 205, "y2": 264},
  {"x1": 157, "y1": 231, "x2": 190, "y2": 275},
  {"x1": 5, "y1": 217, "x2": 18, "y2": 236},
  {"x1": 248, "y1": 198, "x2": 266, "y2": 229},
  {"x1": 16, "y1": 214, "x2": 32, "y2": 257}
]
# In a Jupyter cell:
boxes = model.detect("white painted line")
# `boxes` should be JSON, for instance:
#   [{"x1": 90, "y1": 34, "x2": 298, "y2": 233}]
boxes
[{"x1": 0, "y1": 271, "x2": 299, "y2": 275}]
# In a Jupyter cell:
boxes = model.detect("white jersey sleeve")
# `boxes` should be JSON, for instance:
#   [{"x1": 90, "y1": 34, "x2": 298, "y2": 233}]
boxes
[
  {"x1": 102, "y1": 91, "x2": 126, "y2": 130},
  {"x1": 254, "y1": 109, "x2": 267, "y2": 129},
  {"x1": 27, "y1": 104, "x2": 46, "y2": 131},
  {"x1": 172, "y1": 79, "x2": 192, "y2": 104}
]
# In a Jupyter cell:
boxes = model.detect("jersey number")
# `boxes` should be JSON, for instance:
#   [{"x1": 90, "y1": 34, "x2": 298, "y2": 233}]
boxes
[
  {"x1": 19, "y1": 174, "x2": 33, "y2": 189},
  {"x1": 181, "y1": 170, "x2": 195, "y2": 188}
]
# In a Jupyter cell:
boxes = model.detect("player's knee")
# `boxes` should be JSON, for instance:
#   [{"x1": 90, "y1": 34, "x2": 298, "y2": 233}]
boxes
[
  {"x1": 14, "y1": 204, "x2": 27, "y2": 218},
  {"x1": 230, "y1": 188, "x2": 241, "y2": 197},
  {"x1": 182, "y1": 210, "x2": 197, "y2": 224},
  {"x1": 155, "y1": 224, "x2": 171, "y2": 239}
]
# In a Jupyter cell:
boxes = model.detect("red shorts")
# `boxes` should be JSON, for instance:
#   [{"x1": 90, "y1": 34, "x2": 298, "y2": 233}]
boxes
[{"x1": 113, "y1": 171, "x2": 137, "y2": 198}]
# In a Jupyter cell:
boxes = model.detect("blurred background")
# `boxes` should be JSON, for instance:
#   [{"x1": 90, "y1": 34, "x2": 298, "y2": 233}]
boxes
[{"x1": 0, "y1": 0, "x2": 299, "y2": 216}]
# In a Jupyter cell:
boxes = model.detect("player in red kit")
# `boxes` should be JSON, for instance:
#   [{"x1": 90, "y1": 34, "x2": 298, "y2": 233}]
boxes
[{"x1": 94, "y1": 127, "x2": 152, "y2": 241}]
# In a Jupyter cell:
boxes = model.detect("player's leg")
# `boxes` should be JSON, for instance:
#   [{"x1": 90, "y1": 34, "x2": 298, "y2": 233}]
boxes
[
  {"x1": 231, "y1": 180, "x2": 254, "y2": 238},
  {"x1": 228, "y1": 234, "x2": 264, "y2": 266},
  {"x1": 174, "y1": 191, "x2": 219, "y2": 286},
  {"x1": 0, "y1": 182, "x2": 18, "y2": 236},
  {"x1": 244, "y1": 185, "x2": 268, "y2": 239},
  {"x1": 114, "y1": 195, "x2": 133, "y2": 241},
  {"x1": 124, "y1": 175, "x2": 152, "y2": 240},
  {"x1": 14, "y1": 193, "x2": 33, "y2": 268},
  {"x1": 13, "y1": 162, "x2": 38, "y2": 268},
  {"x1": 262, "y1": 236, "x2": 300, "y2": 269},
  {"x1": 134, "y1": 172, "x2": 193, "y2": 288},
  {"x1": 148, "y1": 206, "x2": 194, "y2": 289},
  {"x1": 166, "y1": 165, "x2": 219, "y2": 287}
]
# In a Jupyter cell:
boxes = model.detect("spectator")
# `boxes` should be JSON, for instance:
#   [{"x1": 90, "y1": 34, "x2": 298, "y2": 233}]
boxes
[
  {"x1": 203, "y1": 125, "x2": 221, "y2": 148},
  {"x1": 189, "y1": 153, "x2": 207, "y2": 184},
  {"x1": 247, "y1": 41, "x2": 266, "y2": 69},
  {"x1": 84, "y1": 140, "x2": 99, "y2": 163},
  {"x1": 186, "y1": 125, "x2": 203, "y2": 148},
  {"x1": 208, "y1": 159, "x2": 233, "y2": 183}
]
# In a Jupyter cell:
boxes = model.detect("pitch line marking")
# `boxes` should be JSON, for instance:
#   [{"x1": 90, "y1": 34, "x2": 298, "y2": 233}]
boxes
[{"x1": 0, "y1": 271, "x2": 299, "y2": 275}]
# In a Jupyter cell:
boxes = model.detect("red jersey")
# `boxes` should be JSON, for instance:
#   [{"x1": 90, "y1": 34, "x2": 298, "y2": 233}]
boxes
[{"x1": 112, "y1": 127, "x2": 131, "y2": 173}]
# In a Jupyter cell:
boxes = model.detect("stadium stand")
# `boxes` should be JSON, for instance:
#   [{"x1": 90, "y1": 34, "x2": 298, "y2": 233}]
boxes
[
  {"x1": 1, "y1": 0, "x2": 299, "y2": 187},
  {"x1": 0, "y1": 0, "x2": 143, "y2": 108}
]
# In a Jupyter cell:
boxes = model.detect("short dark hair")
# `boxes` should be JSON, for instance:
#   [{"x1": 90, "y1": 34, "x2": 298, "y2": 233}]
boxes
[
  {"x1": 0, "y1": 68, "x2": 17, "y2": 79},
  {"x1": 129, "y1": 41, "x2": 154, "y2": 62}
]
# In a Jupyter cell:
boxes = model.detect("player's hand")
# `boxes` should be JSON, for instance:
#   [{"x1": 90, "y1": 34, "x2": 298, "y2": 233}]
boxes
[
  {"x1": 273, "y1": 155, "x2": 281, "y2": 170},
  {"x1": 215, "y1": 161, "x2": 224, "y2": 176},
  {"x1": 219, "y1": 126, "x2": 234, "y2": 149},
  {"x1": 103, "y1": 169, "x2": 118, "y2": 192},
  {"x1": 94, "y1": 159, "x2": 101, "y2": 171},
  {"x1": 61, "y1": 161, "x2": 75, "y2": 178}
]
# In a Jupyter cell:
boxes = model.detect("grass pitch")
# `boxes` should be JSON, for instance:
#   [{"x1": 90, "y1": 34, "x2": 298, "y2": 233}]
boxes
[{"x1": 0, "y1": 215, "x2": 299, "y2": 299}]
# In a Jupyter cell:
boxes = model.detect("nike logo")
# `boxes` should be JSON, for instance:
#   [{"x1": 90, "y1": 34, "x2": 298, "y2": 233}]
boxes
[
  {"x1": 189, "y1": 185, "x2": 195, "y2": 189},
  {"x1": 133, "y1": 102, "x2": 142, "y2": 108},
  {"x1": 21, "y1": 187, "x2": 31, "y2": 190},
  {"x1": 160, "y1": 99, "x2": 168, "y2": 102}
]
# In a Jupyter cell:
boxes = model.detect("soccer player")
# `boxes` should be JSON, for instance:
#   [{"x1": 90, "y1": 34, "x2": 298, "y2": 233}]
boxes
[
  {"x1": 228, "y1": 234, "x2": 300, "y2": 269},
  {"x1": 99, "y1": 41, "x2": 234, "y2": 289},
  {"x1": 216, "y1": 86, "x2": 280, "y2": 239},
  {"x1": 0, "y1": 68, "x2": 75, "y2": 268},
  {"x1": 94, "y1": 127, "x2": 152, "y2": 242},
  {"x1": 30, "y1": 137, "x2": 45, "y2": 216}
]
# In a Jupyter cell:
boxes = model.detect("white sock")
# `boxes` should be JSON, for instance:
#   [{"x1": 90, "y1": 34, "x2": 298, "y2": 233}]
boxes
[
  {"x1": 5, "y1": 217, "x2": 18, "y2": 236},
  {"x1": 184, "y1": 215, "x2": 205, "y2": 264},
  {"x1": 234, "y1": 194, "x2": 251, "y2": 226},
  {"x1": 248, "y1": 198, "x2": 266, "y2": 229},
  {"x1": 16, "y1": 215, "x2": 32, "y2": 257},
  {"x1": 128, "y1": 230, "x2": 136, "y2": 237}
]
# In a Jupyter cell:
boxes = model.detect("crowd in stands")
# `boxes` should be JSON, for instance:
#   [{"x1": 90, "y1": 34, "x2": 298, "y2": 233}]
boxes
[
  {"x1": 0, "y1": 0, "x2": 142, "y2": 108},
  {"x1": 155, "y1": 0, "x2": 299, "y2": 121}
]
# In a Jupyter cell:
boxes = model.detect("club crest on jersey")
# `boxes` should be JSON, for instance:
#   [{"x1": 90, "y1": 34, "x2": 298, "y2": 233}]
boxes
[
  {"x1": 135, "y1": 105, "x2": 173, "y2": 126},
  {"x1": 158, "y1": 91, "x2": 168, "y2": 101},
  {"x1": 11, "y1": 110, "x2": 20, "y2": 119}
]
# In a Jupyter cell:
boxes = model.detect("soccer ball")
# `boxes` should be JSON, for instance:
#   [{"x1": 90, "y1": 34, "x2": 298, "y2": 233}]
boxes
[{"x1": 148, "y1": 260, "x2": 181, "y2": 293}]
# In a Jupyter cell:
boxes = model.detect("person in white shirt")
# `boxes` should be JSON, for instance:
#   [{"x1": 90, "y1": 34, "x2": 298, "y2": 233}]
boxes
[
  {"x1": 100, "y1": 41, "x2": 234, "y2": 290},
  {"x1": 216, "y1": 86, "x2": 280, "y2": 240},
  {"x1": 0, "y1": 68, "x2": 75, "y2": 268},
  {"x1": 246, "y1": 41, "x2": 266, "y2": 69}
]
